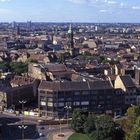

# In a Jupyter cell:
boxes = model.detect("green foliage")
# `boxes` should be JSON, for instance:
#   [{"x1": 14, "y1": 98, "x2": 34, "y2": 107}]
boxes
[
  {"x1": 71, "y1": 109, "x2": 88, "y2": 133},
  {"x1": 10, "y1": 62, "x2": 28, "y2": 75},
  {"x1": 84, "y1": 116, "x2": 96, "y2": 134},
  {"x1": 126, "y1": 116, "x2": 140, "y2": 140},
  {"x1": 83, "y1": 51, "x2": 92, "y2": 56},
  {"x1": 126, "y1": 106, "x2": 140, "y2": 118},
  {"x1": 99, "y1": 55, "x2": 106, "y2": 63},
  {"x1": 92, "y1": 115, "x2": 115, "y2": 140},
  {"x1": 0, "y1": 61, "x2": 10, "y2": 70},
  {"x1": 59, "y1": 53, "x2": 65, "y2": 64},
  {"x1": 59, "y1": 52, "x2": 71, "y2": 63},
  {"x1": 116, "y1": 106, "x2": 140, "y2": 140},
  {"x1": 68, "y1": 133, "x2": 90, "y2": 140},
  {"x1": 71, "y1": 111, "x2": 124, "y2": 140}
]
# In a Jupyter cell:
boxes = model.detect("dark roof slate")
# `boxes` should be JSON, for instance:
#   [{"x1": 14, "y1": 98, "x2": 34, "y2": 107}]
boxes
[
  {"x1": 120, "y1": 75, "x2": 135, "y2": 88},
  {"x1": 39, "y1": 80, "x2": 113, "y2": 92}
]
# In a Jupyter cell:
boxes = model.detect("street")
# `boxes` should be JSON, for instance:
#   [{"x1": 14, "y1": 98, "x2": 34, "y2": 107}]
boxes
[{"x1": 0, "y1": 114, "x2": 51, "y2": 140}]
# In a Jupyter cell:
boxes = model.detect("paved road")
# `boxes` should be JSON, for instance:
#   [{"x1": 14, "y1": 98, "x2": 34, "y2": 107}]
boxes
[
  {"x1": 0, "y1": 114, "x2": 50, "y2": 140},
  {"x1": 0, "y1": 113, "x2": 68, "y2": 140}
]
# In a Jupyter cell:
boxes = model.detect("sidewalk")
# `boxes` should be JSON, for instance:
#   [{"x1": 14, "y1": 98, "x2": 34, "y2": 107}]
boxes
[
  {"x1": 2, "y1": 111, "x2": 47, "y2": 120},
  {"x1": 48, "y1": 128, "x2": 74, "y2": 140},
  {"x1": 53, "y1": 130, "x2": 74, "y2": 140}
]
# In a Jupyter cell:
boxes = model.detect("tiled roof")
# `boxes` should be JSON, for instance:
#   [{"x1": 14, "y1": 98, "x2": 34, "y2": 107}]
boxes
[
  {"x1": 89, "y1": 80, "x2": 113, "y2": 90},
  {"x1": 45, "y1": 64, "x2": 67, "y2": 72},
  {"x1": 39, "y1": 80, "x2": 113, "y2": 92},
  {"x1": 120, "y1": 75, "x2": 136, "y2": 88},
  {"x1": 10, "y1": 76, "x2": 34, "y2": 86}
]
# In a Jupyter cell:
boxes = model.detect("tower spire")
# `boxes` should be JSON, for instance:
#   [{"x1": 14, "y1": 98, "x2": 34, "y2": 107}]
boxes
[{"x1": 67, "y1": 23, "x2": 74, "y2": 56}]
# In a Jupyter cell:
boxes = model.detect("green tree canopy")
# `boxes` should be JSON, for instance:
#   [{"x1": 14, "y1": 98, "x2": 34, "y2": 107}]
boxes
[
  {"x1": 127, "y1": 116, "x2": 140, "y2": 140},
  {"x1": 126, "y1": 106, "x2": 140, "y2": 118},
  {"x1": 10, "y1": 62, "x2": 28, "y2": 75},
  {"x1": 93, "y1": 115, "x2": 115, "y2": 140},
  {"x1": 71, "y1": 109, "x2": 88, "y2": 133},
  {"x1": 84, "y1": 116, "x2": 96, "y2": 134}
]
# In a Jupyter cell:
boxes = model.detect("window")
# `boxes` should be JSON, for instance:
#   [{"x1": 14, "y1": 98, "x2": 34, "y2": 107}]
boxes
[
  {"x1": 47, "y1": 102, "x2": 53, "y2": 107},
  {"x1": 40, "y1": 90, "x2": 45, "y2": 94},
  {"x1": 40, "y1": 96, "x2": 46, "y2": 101},
  {"x1": 47, "y1": 107, "x2": 53, "y2": 111},
  {"x1": 74, "y1": 92, "x2": 80, "y2": 95},
  {"x1": 91, "y1": 91, "x2": 97, "y2": 94},
  {"x1": 58, "y1": 98, "x2": 65, "y2": 101},
  {"x1": 47, "y1": 98, "x2": 53, "y2": 102},
  {"x1": 73, "y1": 101, "x2": 80, "y2": 106},
  {"x1": 99, "y1": 101, "x2": 104, "y2": 105},
  {"x1": 58, "y1": 102, "x2": 64, "y2": 107},
  {"x1": 47, "y1": 92, "x2": 53, "y2": 97},
  {"x1": 82, "y1": 91, "x2": 89, "y2": 95},
  {"x1": 47, "y1": 112, "x2": 53, "y2": 117},
  {"x1": 107, "y1": 96, "x2": 111, "y2": 99},
  {"x1": 81, "y1": 101, "x2": 89, "y2": 105},
  {"x1": 99, "y1": 96, "x2": 104, "y2": 99},
  {"x1": 90, "y1": 95, "x2": 97, "y2": 100},
  {"x1": 41, "y1": 101, "x2": 46, "y2": 106}
]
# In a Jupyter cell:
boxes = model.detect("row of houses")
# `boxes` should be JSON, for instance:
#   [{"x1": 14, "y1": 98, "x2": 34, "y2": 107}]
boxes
[
  {"x1": 38, "y1": 75, "x2": 137, "y2": 118},
  {"x1": 0, "y1": 63, "x2": 139, "y2": 119}
]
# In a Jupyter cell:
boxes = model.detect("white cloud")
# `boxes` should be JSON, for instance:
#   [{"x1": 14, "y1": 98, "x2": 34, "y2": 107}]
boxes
[
  {"x1": 68, "y1": 0, "x2": 140, "y2": 12},
  {"x1": 99, "y1": 9, "x2": 107, "y2": 12},
  {"x1": 0, "y1": 8, "x2": 11, "y2": 14},
  {"x1": 105, "y1": 0, "x2": 117, "y2": 5},
  {"x1": 68, "y1": 0, "x2": 118, "y2": 5},
  {"x1": 120, "y1": 2, "x2": 124, "y2": 7},
  {"x1": 68, "y1": 0, "x2": 87, "y2": 4},
  {"x1": 132, "y1": 6, "x2": 140, "y2": 10}
]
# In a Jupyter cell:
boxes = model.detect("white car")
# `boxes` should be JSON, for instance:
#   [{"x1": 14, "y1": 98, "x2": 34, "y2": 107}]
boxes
[{"x1": 6, "y1": 109, "x2": 14, "y2": 113}]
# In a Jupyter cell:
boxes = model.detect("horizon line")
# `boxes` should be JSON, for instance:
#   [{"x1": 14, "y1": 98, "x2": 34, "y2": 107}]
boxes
[{"x1": 1, "y1": 21, "x2": 140, "y2": 24}]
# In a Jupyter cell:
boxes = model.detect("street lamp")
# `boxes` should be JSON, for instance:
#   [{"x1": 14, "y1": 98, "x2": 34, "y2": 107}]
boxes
[
  {"x1": 64, "y1": 105, "x2": 71, "y2": 126},
  {"x1": 19, "y1": 100, "x2": 27, "y2": 115},
  {"x1": 18, "y1": 124, "x2": 27, "y2": 139},
  {"x1": 19, "y1": 100, "x2": 27, "y2": 139},
  {"x1": 58, "y1": 118, "x2": 64, "y2": 137}
]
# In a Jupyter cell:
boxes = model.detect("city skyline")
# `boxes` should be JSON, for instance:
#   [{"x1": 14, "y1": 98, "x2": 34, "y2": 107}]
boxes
[{"x1": 0, "y1": 0, "x2": 140, "y2": 23}]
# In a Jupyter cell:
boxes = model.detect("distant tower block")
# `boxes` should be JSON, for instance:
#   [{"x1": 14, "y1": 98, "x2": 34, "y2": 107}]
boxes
[
  {"x1": 17, "y1": 25, "x2": 20, "y2": 36},
  {"x1": 67, "y1": 24, "x2": 74, "y2": 56},
  {"x1": 135, "y1": 67, "x2": 140, "y2": 85},
  {"x1": 12, "y1": 21, "x2": 16, "y2": 29},
  {"x1": 27, "y1": 21, "x2": 32, "y2": 30}
]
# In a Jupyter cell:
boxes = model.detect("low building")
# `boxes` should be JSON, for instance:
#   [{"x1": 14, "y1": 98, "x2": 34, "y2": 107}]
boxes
[
  {"x1": 0, "y1": 76, "x2": 40, "y2": 110},
  {"x1": 114, "y1": 75, "x2": 137, "y2": 107},
  {"x1": 38, "y1": 80, "x2": 118, "y2": 118}
]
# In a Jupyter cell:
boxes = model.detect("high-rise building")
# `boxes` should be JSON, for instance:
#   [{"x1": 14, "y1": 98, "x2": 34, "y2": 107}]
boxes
[
  {"x1": 17, "y1": 24, "x2": 20, "y2": 36},
  {"x1": 67, "y1": 24, "x2": 74, "y2": 56},
  {"x1": 135, "y1": 67, "x2": 140, "y2": 85},
  {"x1": 27, "y1": 21, "x2": 32, "y2": 30},
  {"x1": 11, "y1": 21, "x2": 17, "y2": 29}
]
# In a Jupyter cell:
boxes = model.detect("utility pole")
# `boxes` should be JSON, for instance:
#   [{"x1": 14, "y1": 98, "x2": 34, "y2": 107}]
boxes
[{"x1": 64, "y1": 105, "x2": 71, "y2": 126}]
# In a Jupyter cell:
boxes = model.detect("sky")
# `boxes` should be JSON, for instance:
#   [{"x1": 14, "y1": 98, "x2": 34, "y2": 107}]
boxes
[{"x1": 0, "y1": 0, "x2": 140, "y2": 23}]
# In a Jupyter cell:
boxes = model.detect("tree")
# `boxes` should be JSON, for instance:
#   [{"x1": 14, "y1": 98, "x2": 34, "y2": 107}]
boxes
[
  {"x1": 0, "y1": 61, "x2": 10, "y2": 71},
  {"x1": 118, "y1": 106, "x2": 140, "y2": 140},
  {"x1": 90, "y1": 115, "x2": 116, "y2": 140},
  {"x1": 127, "y1": 116, "x2": 140, "y2": 140},
  {"x1": 71, "y1": 109, "x2": 88, "y2": 133},
  {"x1": 84, "y1": 116, "x2": 96, "y2": 134},
  {"x1": 10, "y1": 62, "x2": 28, "y2": 75},
  {"x1": 126, "y1": 106, "x2": 140, "y2": 118}
]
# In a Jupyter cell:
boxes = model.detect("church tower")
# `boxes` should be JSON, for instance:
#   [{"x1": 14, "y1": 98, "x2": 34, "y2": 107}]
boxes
[{"x1": 67, "y1": 24, "x2": 74, "y2": 56}]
